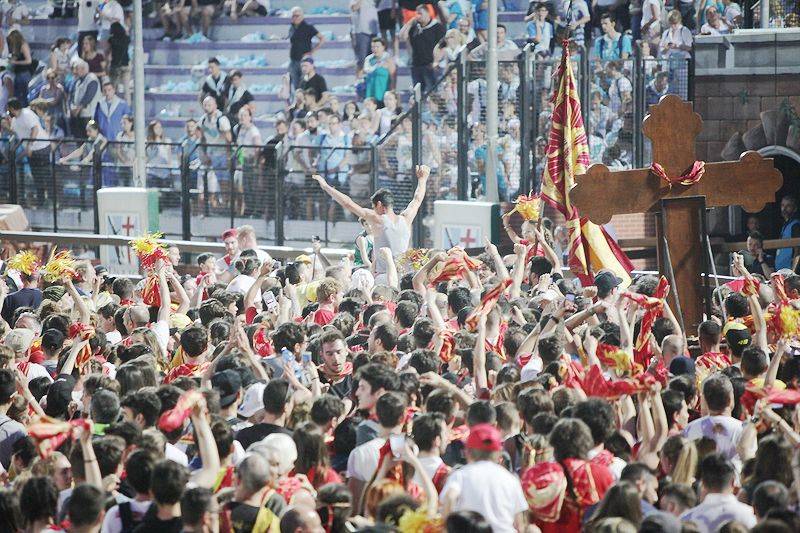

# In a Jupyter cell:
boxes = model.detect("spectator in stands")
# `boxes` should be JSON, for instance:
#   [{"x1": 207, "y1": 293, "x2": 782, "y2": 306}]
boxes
[
  {"x1": 68, "y1": 59, "x2": 101, "y2": 138},
  {"x1": 435, "y1": 28, "x2": 466, "y2": 68},
  {"x1": 196, "y1": 0, "x2": 220, "y2": 38},
  {"x1": 98, "y1": 0, "x2": 125, "y2": 42},
  {"x1": 593, "y1": 13, "x2": 632, "y2": 60},
  {"x1": 94, "y1": 79, "x2": 131, "y2": 143},
  {"x1": 6, "y1": 30, "x2": 33, "y2": 104},
  {"x1": 700, "y1": 6, "x2": 733, "y2": 34},
  {"x1": 113, "y1": 114, "x2": 135, "y2": 182},
  {"x1": 592, "y1": 0, "x2": 629, "y2": 33},
  {"x1": 299, "y1": 58, "x2": 328, "y2": 107},
  {"x1": 48, "y1": 38, "x2": 72, "y2": 82},
  {"x1": 317, "y1": 114, "x2": 351, "y2": 195},
  {"x1": 146, "y1": 120, "x2": 176, "y2": 188},
  {"x1": 81, "y1": 35, "x2": 106, "y2": 78},
  {"x1": 606, "y1": 61, "x2": 632, "y2": 115},
  {"x1": 350, "y1": 0, "x2": 379, "y2": 74},
  {"x1": 644, "y1": 71, "x2": 669, "y2": 107},
  {"x1": 721, "y1": 0, "x2": 743, "y2": 27},
  {"x1": 471, "y1": 23, "x2": 520, "y2": 61},
  {"x1": 457, "y1": 16, "x2": 479, "y2": 51},
  {"x1": 400, "y1": 4, "x2": 446, "y2": 93},
  {"x1": 526, "y1": 4, "x2": 554, "y2": 57},
  {"x1": 199, "y1": 94, "x2": 232, "y2": 199},
  {"x1": 660, "y1": 10, "x2": 693, "y2": 59},
  {"x1": 7, "y1": 98, "x2": 50, "y2": 205},
  {"x1": 58, "y1": 119, "x2": 107, "y2": 165},
  {"x1": 289, "y1": 7, "x2": 326, "y2": 93},
  {"x1": 744, "y1": 231, "x2": 774, "y2": 277},
  {"x1": 224, "y1": 70, "x2": 254, "y2": 126},
  {"x1": 472, "y1": 0, "x2": 488, "y2": 41},
  {"x1": 107, "y1": 22, "x2": 131, "y2": 103},
  {"x1": 201, "y1": 57, "x2": 228, "y2": 111},
  {"x1": 77, "y1": 0, "x2": 99, "y2": 54},
  {"x1": 555, "y1": 0, "x2": 590, "y2": 49},
  {"x1": 233, "y1": 107, "x2": 262, "y2": 216},
  {"x1": 775, "y1": 195, "x2": 800, "y2": 271},
  {"x1": 232, "y1": 0, "x2": 269, "y2": 19},
  {"x1": 37, "y1": 69, "x2": 66, "y2": 132},
  {"x1": 640, "y1": 0, "x2": 662, "y2": 50},
  {"x1": 363, "y1": 38, "x2": 395, "y2": 105}
]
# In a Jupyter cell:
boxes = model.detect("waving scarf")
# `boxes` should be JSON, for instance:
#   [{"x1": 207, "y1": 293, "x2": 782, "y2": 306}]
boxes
[
  {"x1": 465, "y1": 279, "x2": 513, "y2": 331},
  {"x1": 623, "y1": 276, "x2": 670, "y2": 367},
  {"x1": 164, "y1": 361, "x2": 211, "y2": 384},
  {"x1": 28, "y1": 416, "x2": 92, "y2": 458},
  {"x1": 68, "y1": 322, "x2": 96, "y2": 370},
  {"x1": 158, "y1": 390, "x2": 203, "y2": 432},
  {"x1": 579, "y1": 364, "x2": 657, "y2": 400}
]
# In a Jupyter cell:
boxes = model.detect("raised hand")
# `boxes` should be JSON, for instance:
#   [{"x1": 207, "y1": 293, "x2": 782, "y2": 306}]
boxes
[
  {"x1": 415, "y1": 165, "x2": 430, "y2": 180},
  {"x1": 312, "y1": 174, "x2": 326, "y2": 188}
]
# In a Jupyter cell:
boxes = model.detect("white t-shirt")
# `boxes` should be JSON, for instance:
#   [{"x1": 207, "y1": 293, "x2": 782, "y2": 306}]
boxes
[
  {"x1": 150, "y1": 319, "x2": 169, "y2": 353},
  {"x1": 165, "y1": 442, "x2": 189, "y2": 466},
  {"x1": 227, "y1": 274, "x2": 258, "y2": 298},
  {"x1": 99, "y1": 0, "x2": 124, "y2": 31},
  {"x1": 520, "y1": 354, "x2": 543, "y2": 382},
  {"x1": 78, "y1": 0, "x2": 98, "y2": 32},
  {"x1": 12, "y1": 108, "x2": 49, "y2": 152},
  {"x1": 24, "y1": 362, "x2": 54, "y2": 383},
  {"x1": 683, "y1": 415, "x2": 755, "y2": 469},
  {"x1": 588, "y1": 447, "x2": 627, "y2": 480},
  {"x1": 346, "y1": 437, "x2": 385, "y2": 481},
  {"x1": 439, "y1": 461, "x2": 528, "y2": 533},
  {"x1": 101, "y1": 499, "x2": 152, "y2": 533},
  {"x1": 106, "y1": 329, "x2": 122, "y2": 345},
  {"x1": 412, "y1": 455, "x2": 444, "y2": 490}
]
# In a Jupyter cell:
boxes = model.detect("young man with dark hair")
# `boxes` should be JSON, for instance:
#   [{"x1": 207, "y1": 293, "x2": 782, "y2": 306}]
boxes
[
  {"x1": 102, "y1": 450, "x2": 155, "y2": 533},
  {"x1": 121, "y1": 390, "x2": 162, "y2": 429},
  {"x1": 683, "y1": 373, "x2": 757, "y2": 469},
  {"x1": 347, "y1": 391, "x2": 408, "y2": 507},
  {"x1": 680, "y1": 453, "x2": 756, "y2": 529},
  {"x1": 751, "y1": 480, "x2": 789, "y2": 520},
  {"x1": 314, "y1": 165, "x2": 429, "y2": 283},
  {"x1": 67, "y1": 484, "x2": 106, "y2": 533},
  {"x1": 165, "y1": 325, "x2": 210, "y2": 383},
  {"x1": 659, "y1": 482, "x2": 697, "y2": 517},
  {"x1": 318, "y1": 330, "x2": 353, "y2": 400},
  {"x1": 660, "y1": 389, "x2": 690, "y2": 432},
  {"x1": 573, "y1": 398, "x2": 627, "y2": 479},
  {"x1": 310, "y1": 394, "x2": 345, "y2": 434},
  {"x1": 180, "y1": 487, "x2": 218, "y2": 533},
  {"x1": 135, "y1": 459, "x2": 188, "y2": 531},
  {"x1": 368, "y1": 322, "x2": 398, "y2": 354},
  {"x1": 235, "y1": 378, "x2": 293, "y2": 450},
  {"x1": 411, "y1": 412, "x2": 451, "y2": 493},
  {"x1": 394, "y1": 300, "x2": 418, "y2": 333},
  {"x1": 354, "y1": 363, "x2": 400, "y2": 444},
  {"x1": 279, "y1": 506, "x2": 324, "y2": 533}
]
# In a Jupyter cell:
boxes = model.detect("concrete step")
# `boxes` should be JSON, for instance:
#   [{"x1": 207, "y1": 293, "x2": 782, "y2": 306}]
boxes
[
  {"x1": 145, "y1": 90, "x2": 358, "y2": 117},
  {"x1": 144, "y1": 65, "x2": 412, "y2": 91}
]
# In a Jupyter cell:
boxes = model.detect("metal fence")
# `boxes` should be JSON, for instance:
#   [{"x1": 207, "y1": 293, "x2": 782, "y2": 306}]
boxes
[{"x1": 6, "y1": 49, "x2": 692, "y2": 250}]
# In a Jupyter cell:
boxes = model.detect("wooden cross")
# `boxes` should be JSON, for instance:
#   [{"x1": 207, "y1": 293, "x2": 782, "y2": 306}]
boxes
[{"x1": 570, "y1": 95, "x2": 783, "y2": 332}]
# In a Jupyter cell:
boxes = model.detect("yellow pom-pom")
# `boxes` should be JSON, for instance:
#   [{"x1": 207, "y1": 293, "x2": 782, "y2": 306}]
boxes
[
  {"x1": 41, "y1": 248, "x2": 77, "y2": 282},
  {"x1": 779, "y1": 305, "x2": 800, "y2": 338},
  {"x1": 397, "y1": 507, "x2": 443, "y2": 533},
  {"x1": 129, "y1": 232, "x2": 169, "y2": 269},
  {"x1": 7, "y1": 250, "x2": 40, "y2": 276},
  {"x1": 507, "y1": 193, "x2": 542, "y2": 221}
]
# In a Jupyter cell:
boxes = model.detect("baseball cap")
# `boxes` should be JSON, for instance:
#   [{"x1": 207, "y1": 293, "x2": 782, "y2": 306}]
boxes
[
  {"x1": 222, "y1": 228, "x2": 238, "y2": 240},
  {"x1": 4, "y1": 328, "x2": 35, "y2": 353},
  {"x1": 723, "y1": 321, "x2": 752, "y2": 356},
  {"x1": 94, "y1": 265, "x2": 108, "y2": 276},
  {"x1": 45, "y1": 375, "x2": 77, "y2": 418},
  {"x1": 669, "y1": 356, "x2": 696, "y2": 376},
  {"x1": 294, "y1": 254, "x2": 313, "y2": 265},
  {"x1": 211, "y1": 369, "x2": 242, "y2": 408},
  {"x1": 466, "y1": 423, "x2": 502, "y2": 452},
  {"x1": 301, "y1": 56, "x2": 314, "y2": 64},
  {"x1": 594, "y1": 269, "x2": 623, "y2": 294},
  {"x1": 238, "y1": 381, "x2": 267, "y2": 418}
]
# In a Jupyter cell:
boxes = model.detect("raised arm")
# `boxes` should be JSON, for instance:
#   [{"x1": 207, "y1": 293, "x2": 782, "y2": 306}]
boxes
[
  {"x1": 400, "y1": 165, "x2": 430, "y2": 224},
  {"x1": 157, "y1": 265, "x2": 171, "y2": 324},
  {"x1": 169, "y1": 270, "x2": 191, "y2": 315},
  {"x1": 189, "y1": 397, "x2": 222, "y2": 488},
  {"x1": 509, "y1": 243, "x2": 529, "y2": 299},
  {"x1": 483, "y1": 236, "x2": 510, "y2": 281},
  {"x1": 412, "y1": 251, "x2": 447, "y2": 296},
  {"x1": 313, "y1": 174, "x2": 372, "y2": 220},
  {"x1": 65, "y1": 278, "x2": 90, "y2": 325},
  {"x1": 244, "y1": 261, "x2": 273, "y2": 312}
]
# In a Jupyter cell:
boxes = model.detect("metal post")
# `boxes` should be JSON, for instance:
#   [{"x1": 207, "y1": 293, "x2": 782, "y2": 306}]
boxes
[
  {"x1": 180, "y1": 144, "x2": 191, "y2": 240},
  {"x1": 484, "y1": 0, "x2": 499, "y2": 202},
  {"x1": 760, "y1": 0, "x2": 770, "y2": 27},
  {"x1": 132, "y1": 0, "x2": 147, "y2": 187},
  {"x1": 519, "y1": 44, "x2": 532, "y2": 195},
  {"x1": 370, "y1": 144, "x2": 378, "y2": 193},
  {"x1": 411, "y1": 84, "x2": 423, "y2": 247},
  {"x1": 633, "y1": 50, "x2": 644, "y2": 168},
  {"x1": 9, "y1": 139, "x2": 19, "y2": 204},
  {"x1": 229, "y1": 148, "x2": 236, "y2": 229},
  {"x1": 50, "y1": 148, "x2": 58, "y2": 233},
  {"x1": 456, "y1": 52, "x2": 469, "y2": 201},
  {"x1": 275, "y1": 142, "x2": 285, "y2": 246},
  {"x1": 580, "y1": 45, "x2": 590, "y2": 125},
  {"x1": 92, "y1": 152, "x2": 102, "y2": 233}
]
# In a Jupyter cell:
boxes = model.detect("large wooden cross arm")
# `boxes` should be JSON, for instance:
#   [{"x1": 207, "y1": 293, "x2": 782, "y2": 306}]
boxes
[{"x1": 570, "y1": 95, "x2": 782, "y2": 225}]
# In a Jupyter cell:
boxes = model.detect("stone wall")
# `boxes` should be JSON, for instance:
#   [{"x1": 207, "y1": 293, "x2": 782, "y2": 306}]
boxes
[{"x1": 694, "y1": 74, "x2": 800, "y2": 162}]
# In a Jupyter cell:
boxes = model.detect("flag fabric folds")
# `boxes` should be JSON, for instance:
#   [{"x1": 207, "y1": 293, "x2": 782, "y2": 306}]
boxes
[{"x1": 539, "y1": 42, "x2": 633, "y2": 287}]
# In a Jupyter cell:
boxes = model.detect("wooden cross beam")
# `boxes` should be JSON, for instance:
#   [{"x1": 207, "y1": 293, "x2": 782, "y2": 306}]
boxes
[{"x1": 571, "y1": 95, "x2": 783, "y2": 332}]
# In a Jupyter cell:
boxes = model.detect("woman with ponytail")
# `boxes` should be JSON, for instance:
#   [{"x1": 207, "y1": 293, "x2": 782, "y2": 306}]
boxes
[
  {"x1": 659, "y1": 435, "x2": 698, "y2": 486},
  {"x1": 521, "y1": 417, "x2": 615, "y2": 533},
  {"x1": 227, "y1": 249, "x2": 261, "y2": 297}
]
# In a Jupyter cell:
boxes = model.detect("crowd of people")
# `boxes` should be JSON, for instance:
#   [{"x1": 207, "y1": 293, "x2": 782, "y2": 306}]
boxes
[
  {"x1": 1, "y1": 170, "x2": 800, "y2": 532},
  {"x1": 0, "y1": 0, "x2": 772, "y2": 208}
]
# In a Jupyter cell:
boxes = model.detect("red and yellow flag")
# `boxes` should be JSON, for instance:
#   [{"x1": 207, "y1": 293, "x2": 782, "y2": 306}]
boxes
[{"x1": 539, "y1": 43, "x2": 633, "y2": 287}]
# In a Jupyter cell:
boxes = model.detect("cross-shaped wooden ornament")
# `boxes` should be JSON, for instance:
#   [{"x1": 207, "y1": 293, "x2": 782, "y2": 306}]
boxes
[{"x1": 571, "y1": 95, "x2": 783, "y2": 331}]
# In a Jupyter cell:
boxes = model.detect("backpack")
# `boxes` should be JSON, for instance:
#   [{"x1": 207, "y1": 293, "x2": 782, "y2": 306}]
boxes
[
  {"x1": 118, "y1": 501, "x2": 145, "y2": 533},
  {"x1": 599, "y1": 34, "x2": 625, "y2": 59}
]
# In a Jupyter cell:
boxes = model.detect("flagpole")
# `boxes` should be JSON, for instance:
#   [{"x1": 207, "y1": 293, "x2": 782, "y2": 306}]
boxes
[{"x1": 484, "y1": 0, "x2": 499, "y2": 202}]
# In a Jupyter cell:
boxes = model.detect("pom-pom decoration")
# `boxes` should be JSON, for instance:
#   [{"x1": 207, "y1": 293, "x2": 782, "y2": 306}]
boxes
[
  {"x1": 396, "y1": 248, "x2": 431, "y2": 273},
  {"x1": 397, "y1": 508, "x2": 443, "y2": 533},
  {"x1": 7, "y1": 250, "x2": 40, "y2": 276},
  {"x1": 158, "y1": 390, "x2": 203, "y2": 432},
  {"x1": 769, "y1": 304, "x2": 800, "y2": 339},
  {"x1": 28, "y1": 416, "x2": 92, "y2": 458},
  {"x1": 129, "y1": 232, "x2": 171, "y2": 270},
  {"x1": 506, "y1": 192, "x2": 542, "y2": 221},
  {"x1": 141, "y1": 276, "x2": 161, "y2": 307},
  {"x1": 68, "y1": 322, "x2": 96, "y2": 370},
  {"x1": 41, "y1": 248, "x2": 77, "y2": 282}
]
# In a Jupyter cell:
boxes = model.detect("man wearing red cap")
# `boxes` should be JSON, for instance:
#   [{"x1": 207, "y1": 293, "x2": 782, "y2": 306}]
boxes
[
  {"x1": 215, "y1": 228, "x2": 241, "y2": 283},
  {"x1": 440, "y1": 423, "x2": 528, "y2": 533}
]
